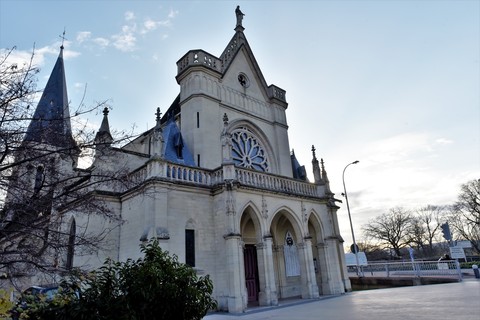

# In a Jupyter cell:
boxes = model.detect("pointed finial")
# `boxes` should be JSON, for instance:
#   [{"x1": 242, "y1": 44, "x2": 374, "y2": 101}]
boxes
[
  {"x1": 311, "y1": 145, "x2": 317, "y2": 161},
  {"x1": 291, "y1": 149, "x2": 295, "y2": 156},
  {"x1": 155, "y1": 107, "x2": 162, "y2": 122},
  {"x1": 321, "y1": 158, "x2": 325, "y2": 171},
  {"x1": 223, "y1": 113, "x2": 229, "y2": 126},
  {"x1": 59, "y1": 28, "x2": 67, "y2": 50},
  {"x1": 103, "y1": 107, "x2": 109, "y2": 116}
]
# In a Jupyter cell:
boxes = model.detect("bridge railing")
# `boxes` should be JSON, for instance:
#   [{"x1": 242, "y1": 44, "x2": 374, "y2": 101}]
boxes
[{"x1": 351, "y1": 260, "x2": 462, "y2": 281}]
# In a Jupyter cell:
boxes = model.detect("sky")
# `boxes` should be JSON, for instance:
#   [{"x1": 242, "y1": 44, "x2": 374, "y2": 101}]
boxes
[{"x1": 1, "y1": 0, "x2": 479, "y2": 248}]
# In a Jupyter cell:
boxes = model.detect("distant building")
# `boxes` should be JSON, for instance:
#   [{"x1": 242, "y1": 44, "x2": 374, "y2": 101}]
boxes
[{"x1": 2, "y1": 8, "x2": 350, "y2": 313}]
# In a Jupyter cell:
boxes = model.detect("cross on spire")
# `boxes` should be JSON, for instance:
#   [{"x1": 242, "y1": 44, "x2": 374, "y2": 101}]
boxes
[
  {"x1": 311, "y1": 145, "x2": 317, "y2": 161},
  {"x1": 155, "y1": 107, "x2": 162, "y2": 122},
  {"x1": 59, "y1": 28, "x2": 67, "y2": 49}
]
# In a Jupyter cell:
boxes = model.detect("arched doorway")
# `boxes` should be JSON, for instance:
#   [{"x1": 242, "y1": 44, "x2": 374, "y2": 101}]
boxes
[
  {"x1": 307, "y1": 212, "x2": 330, "y2": 295},
  {"x1": 270, "y1": 210, "x2": 303, "y2": 299},
  {"x1": 240, "y1": 206, "x2": 261, "y2": 305}
]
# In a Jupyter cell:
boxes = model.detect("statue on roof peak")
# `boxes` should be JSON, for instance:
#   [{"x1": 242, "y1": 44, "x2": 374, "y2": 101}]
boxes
[{"x1": 235, "y1": 6, "x2": 244, "y2": 27}]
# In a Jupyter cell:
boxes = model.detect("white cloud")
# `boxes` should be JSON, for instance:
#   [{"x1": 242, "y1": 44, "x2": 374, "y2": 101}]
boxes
[
  {"x1": 93, "y1": 37, "x2": 110, "y2": 47},
  {"x1": 112, "y1": 29, "x2": 137, "y2": 52},
  {"x1": 1, "y1": 47, "x2": 42, "y2": 68},
  {"x1": 1, "y1": 41, "x2": 81, "y2": 71},
  {"x1": 76, "y1": 31, "x2": 92, "y2": 44},
  {"x1": 435, "y1": 138, "x2": 453, "y2": 145},
  {"x1": 144, "y1": 19, "x2": 157, "y2": 31},
  {"x1": 73, "y1": 9, "x2": 177, "y2": 52},
  {"x1": 125, "y1": 11, "x2": 136, "y2": 21},
  {"x1": 168, "y1": 8, "x2": 179, "y2": 19}
]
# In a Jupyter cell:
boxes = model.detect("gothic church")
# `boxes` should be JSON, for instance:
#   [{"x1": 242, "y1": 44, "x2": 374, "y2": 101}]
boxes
[{"x1": 5, "y1": 8, "x2": 351, "y2": 313}]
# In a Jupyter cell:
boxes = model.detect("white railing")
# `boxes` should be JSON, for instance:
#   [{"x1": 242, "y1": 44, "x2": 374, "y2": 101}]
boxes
[
  {"x1": 350, "y1": 260, "x2": 462, "y2": 280},
  {"x1": 234, "y1": 168, "x2": 318, "y2": 197},
  {"x1": 129, "y1": 159, "x2": 320, "y2": 197}
]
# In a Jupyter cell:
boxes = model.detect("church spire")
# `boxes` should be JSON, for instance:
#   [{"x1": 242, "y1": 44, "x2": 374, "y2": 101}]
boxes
[
  {"x1": 311, "y1": 145, "x2": 322, "y2": 184},
  {"x1": 94, "y1": 107, "x2": 113, "y2": 146},
  {"x1": 321, "y1": 158, "x2": 331, "y2": 192},
  {"x1": 24, "y1": 45, "x2": 77, "y2": 151}
]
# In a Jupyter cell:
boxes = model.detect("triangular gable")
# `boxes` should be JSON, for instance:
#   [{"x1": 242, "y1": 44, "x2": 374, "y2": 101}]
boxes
[
  {"x1": 177, "y1": 30, "x2": 287, "y2": 107},
  {"x1": 220, "y1": 31, "x2": 271, "y2": 101}
]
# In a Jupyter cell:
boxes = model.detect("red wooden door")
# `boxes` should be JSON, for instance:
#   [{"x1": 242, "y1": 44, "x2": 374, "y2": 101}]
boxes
[{"x1": 244, "y1": 245, "x2": 259, "y2": 303}]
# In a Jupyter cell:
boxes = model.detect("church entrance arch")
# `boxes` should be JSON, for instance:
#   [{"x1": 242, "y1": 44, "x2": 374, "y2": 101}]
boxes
[
  {"x1": 270, "y1": 210, "x2": 303, "y2": 299},
  {"x1": 240, "y1": 206, "x2": 261, "y2": 304},
  {"x1": 308, "y1": 213, "x2": 329, "y2": 295},
  {"x1": 244, "y1": 244, "x2": 259, "y2": 303}
]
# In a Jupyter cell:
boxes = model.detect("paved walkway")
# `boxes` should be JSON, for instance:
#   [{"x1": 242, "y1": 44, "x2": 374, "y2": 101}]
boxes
[{"x1": 204, "y1": 279, "x2": 480, "y2": 320}]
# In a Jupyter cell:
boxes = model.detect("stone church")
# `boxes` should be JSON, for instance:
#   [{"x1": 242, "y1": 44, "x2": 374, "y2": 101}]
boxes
[{"x1": 4, "y1": 7, "x2": 351, "y2": 313}]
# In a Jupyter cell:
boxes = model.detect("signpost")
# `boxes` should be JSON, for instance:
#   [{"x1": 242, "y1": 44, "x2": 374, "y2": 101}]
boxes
[
  {"x1": 345, "y1": 252, "x2": 368, "y2": 266},
  {"x1": 449, "y1": 246, "x2": 466, "y2": 260}
]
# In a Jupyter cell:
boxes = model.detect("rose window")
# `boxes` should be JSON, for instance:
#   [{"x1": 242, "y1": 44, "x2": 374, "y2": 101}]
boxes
[{"x1": 231, "y1": 127, "x2": 269, "y2": 172}]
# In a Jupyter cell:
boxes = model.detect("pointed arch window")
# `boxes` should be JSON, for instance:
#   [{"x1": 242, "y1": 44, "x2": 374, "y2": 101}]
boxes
[
  {"x1": 231, "y1": 127, "x2": 269, "y2": 172},
  {"x1": 34, "y1": 165, "x2": 45, "y2": 194},
  {"x1": 185, "y1": 229, "x2": 195, "y2": 267},
  {"x1": 66, "y1": 218, "x2": 76, "y2": 270}
]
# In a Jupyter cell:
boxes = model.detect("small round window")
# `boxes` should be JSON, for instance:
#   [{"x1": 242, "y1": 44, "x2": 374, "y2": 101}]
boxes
[{"x1": 238, "y1": 73, "x2": 250, "y2": 88}]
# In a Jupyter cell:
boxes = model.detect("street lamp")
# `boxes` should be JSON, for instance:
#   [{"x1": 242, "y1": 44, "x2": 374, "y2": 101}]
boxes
[{"x1": 342, "y1": 160, "x2": 361, "y2": 276}]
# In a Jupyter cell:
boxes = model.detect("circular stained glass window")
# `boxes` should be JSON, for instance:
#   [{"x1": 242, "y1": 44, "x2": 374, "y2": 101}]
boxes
[{"x1": 231, "y1": 127, "x2": 269, "y2": 172}]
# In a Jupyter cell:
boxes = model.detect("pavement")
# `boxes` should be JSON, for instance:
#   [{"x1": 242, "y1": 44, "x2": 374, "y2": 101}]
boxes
[{"x1": 204, "y1": 278, "x2": 480, "y2": 320}]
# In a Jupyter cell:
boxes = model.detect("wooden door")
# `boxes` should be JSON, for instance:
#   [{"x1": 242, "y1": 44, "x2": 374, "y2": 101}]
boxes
[{"x1": 244, "y1": 244, "x2": 259, "y2": 303}]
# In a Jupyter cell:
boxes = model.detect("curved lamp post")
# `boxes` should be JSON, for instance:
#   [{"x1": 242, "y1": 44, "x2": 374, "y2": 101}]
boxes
[{"x1": 342, "y1": 160, "x2": 361, "y2": 276}]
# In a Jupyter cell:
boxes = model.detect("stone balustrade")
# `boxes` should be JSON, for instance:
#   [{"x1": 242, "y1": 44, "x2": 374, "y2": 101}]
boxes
[
  {"x1": 130, "y1": 159, "x2": 319, "y2": 197},
  {"x1": 267, "y1": 85, "x2": 286, "y2": 103},
  {"x1": 234, "y1": 167, "x2": 317, "y2": 197},
  {"x1": 177, "y1": 50, "x2": 222, "y2": 75}
]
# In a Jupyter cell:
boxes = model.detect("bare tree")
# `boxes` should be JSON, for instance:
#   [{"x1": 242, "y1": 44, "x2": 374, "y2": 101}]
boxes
[
  {"x1": 407, "y1": 205, "x2": 446, "y2": 257},
  {"x1": 362, "y1": 207, "x2": 412, "y2": 258},
  {"x1": 0, "y1": 47, "x2": 137, "y2": 286},
  {"x1": 448, "y1": 179, "x2": 480, "y2": 254},
  {"x1": 356, "y1": 240, "x2": 390, "y2": 261}
]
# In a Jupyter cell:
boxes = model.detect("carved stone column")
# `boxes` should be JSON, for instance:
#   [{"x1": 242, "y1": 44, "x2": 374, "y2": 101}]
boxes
[
  {"x1": 316, "y1": 242, "x2": 332, "y2": 295},
  {"x1": 298, "y1": 237, "x2": 319, "y2": 299},
  {"x1": 224, "y1": 234, "x2": 246, "y2": 313},
  {"x1": 324, "y1": 236, "x2": 346, "y2": 294},
  {"x1": 257, "y1": 235, "x2": 278, "y2": 306},
  {"x1": 140, "y1": 185, "x2": 170, "y2": 251}
]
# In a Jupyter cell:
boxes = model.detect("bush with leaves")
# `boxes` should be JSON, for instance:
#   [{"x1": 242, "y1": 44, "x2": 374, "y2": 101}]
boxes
[
  {"x1": 16, "y1": 240, "x2": 217, "y2": 320},
  {"x1": 0, "y1": 288, "x2": 13, "y2": 318}
]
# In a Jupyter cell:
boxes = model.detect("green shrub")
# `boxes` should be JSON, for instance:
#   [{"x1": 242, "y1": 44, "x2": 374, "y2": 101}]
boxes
[
  {"x1": 460, "y1": 261, "x2": 480, "y2": 269},
  {"x1": 17, "y1": 240, "x2": 217, "y2": 320},
  {"x1": 0, "y1": 288, "x2": 13, "y2": 318}
]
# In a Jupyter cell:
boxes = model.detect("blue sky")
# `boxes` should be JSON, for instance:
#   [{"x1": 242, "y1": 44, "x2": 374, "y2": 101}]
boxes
[{"x1": 1, "y1": 0, "x2": 479, "y2": 247}]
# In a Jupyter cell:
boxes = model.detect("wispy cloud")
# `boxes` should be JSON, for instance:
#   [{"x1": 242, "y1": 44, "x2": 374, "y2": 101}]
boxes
[
  {"x1": 74, "y1": 9, "x2": 178, "y2": 52},
  {"x1": 93, "y1": 37, "x2": 109, "y2": 48},
  {"x1": 76, "y1": 31, "x2": 92, "y2": 44},
  {"x1": 168, "y1": 8, "x2": 179, "y2": 19},
  {"x1": 1, "y1": 42, "x2": 80, "y2": 70},
  {"x1": 435, "y1": 138, "x2": 453, "y2": 145},
  {"x1": 125, "y1": 11, "x2": 135, "y2": 21},
  {"x1": 112, "y1": 25, "x2": 137, "y2": 52}
]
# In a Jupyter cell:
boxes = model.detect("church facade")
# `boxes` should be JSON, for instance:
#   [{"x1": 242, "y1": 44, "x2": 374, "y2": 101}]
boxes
[{"x1": 5, "y1": 8, "x2": 351, "y2": 313}]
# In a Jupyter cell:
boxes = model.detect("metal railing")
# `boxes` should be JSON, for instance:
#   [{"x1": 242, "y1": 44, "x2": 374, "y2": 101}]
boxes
[{"x1": 349, "y1": 260, "x2": 462, "y2": 281}]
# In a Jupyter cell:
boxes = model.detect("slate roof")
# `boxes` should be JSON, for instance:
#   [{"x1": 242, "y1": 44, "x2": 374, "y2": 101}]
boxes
[
  {"x1": 24, "y1": 47, "x2": 77, "y2": 150},
  {"x1": 162, "y1": 118, "x2": 195, "y2": 166}
]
